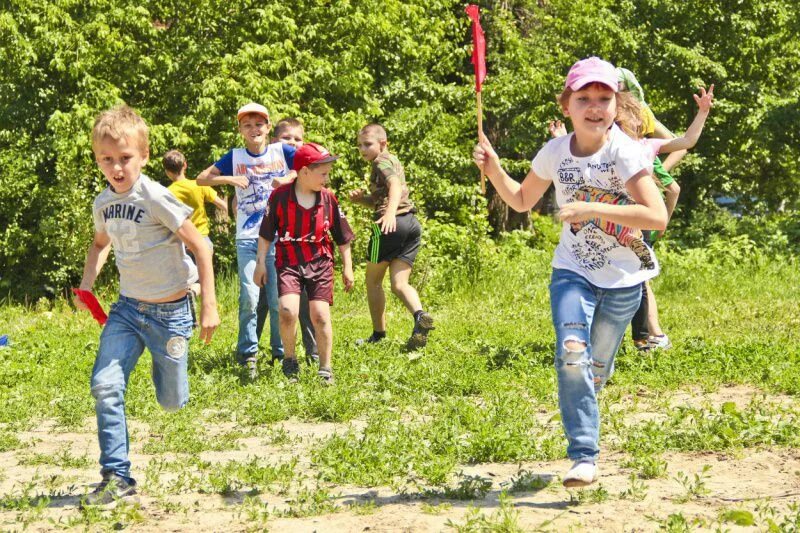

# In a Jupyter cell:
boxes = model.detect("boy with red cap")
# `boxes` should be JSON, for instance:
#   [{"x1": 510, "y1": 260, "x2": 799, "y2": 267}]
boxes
[
  {"x1": 197, "y1": 103, "x2": 295, "y2": 378},
  {"x1": 253, "y1": 142, "x2": 354, "y2": 384}
]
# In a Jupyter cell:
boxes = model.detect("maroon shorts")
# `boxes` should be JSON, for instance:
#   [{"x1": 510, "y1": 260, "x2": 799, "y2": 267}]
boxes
[{"x1": 277, "y1": 256, "x2": 335, "y2": 305}]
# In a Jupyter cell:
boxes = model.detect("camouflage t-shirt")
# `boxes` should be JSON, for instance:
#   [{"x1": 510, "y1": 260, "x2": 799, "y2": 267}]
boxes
[{"x1": 369, "y1": 151, "x2": 414, "y2": 218}]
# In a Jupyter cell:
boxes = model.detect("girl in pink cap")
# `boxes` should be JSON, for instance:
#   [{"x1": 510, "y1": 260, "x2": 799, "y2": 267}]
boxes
[{"x1": 473, "y1": 57, "x2": 668, "y2": 487}]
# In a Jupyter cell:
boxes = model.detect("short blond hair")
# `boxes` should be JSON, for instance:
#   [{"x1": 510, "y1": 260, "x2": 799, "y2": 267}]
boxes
[
  {"x1": 91, "y1": 105, "x2": 149, "y2": 155},
  {"x1": 274, "y1": 117, "x2": 304, "y2": 138}
]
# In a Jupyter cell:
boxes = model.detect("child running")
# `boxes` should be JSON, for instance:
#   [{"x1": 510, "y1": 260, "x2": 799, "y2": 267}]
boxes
[
  {"x1": 550, "y1": 82, "x2": 715, "y2": 351},
  {"x1": 76, "y1": 106, "x2": 219, "y2": 506},
  {"x1": 254, "y1": 142, "x2": 354, "y2": 384},
  {"x1": 473, "y1": 57, "x2": 668, "y2": 487},
  {"x1": 350, "y1": 124, "x2": 434, "y2": 349}
]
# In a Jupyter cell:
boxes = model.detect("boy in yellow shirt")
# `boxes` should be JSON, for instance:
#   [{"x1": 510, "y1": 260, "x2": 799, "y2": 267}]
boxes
[{"x1": 163, "y1": 149, "x2": 228, "y2": 258}]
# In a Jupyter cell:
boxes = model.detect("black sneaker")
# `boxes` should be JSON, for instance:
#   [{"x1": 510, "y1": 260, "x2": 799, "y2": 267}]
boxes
[
  {"x1": 81, "y1": 474, "x2": 138, "y2": 508},
  {"x1": 282, "y1": 357, "x2": 300, "y2": 382},
  {"x1": 317, "y1": 367, "x2": 335, "y2": 386},
  {"x1": 355, "y1": 332, "x2": 386, "y2": 346},
  {"x1": 406, "y1": 312, "x2": 434, "y2": 350}
]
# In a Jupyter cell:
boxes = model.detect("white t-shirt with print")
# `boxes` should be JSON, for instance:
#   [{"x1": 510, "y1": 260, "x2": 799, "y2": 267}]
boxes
[{"x1": 531, "y1": 125, "x2": 659, "y2": 288}]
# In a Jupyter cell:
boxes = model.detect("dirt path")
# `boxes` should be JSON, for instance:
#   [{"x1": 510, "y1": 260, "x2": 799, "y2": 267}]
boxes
[{"x1": 2, "y1": 386, "x2": 799, "y2": 531}]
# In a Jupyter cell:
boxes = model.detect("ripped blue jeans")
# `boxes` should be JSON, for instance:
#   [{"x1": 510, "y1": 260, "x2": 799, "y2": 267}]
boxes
[
  {"x1": 91, "y1": 295, "x2": 194, "y2": 481},
  {"x1": 550, "y1": 268, "x2": 642, "y2": 462}
]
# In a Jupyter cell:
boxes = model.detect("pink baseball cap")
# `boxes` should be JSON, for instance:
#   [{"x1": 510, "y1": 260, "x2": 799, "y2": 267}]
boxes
[
  {"x1": 237, "y1": 103, "x2": 270, "y2": 122},
  {"x1": 293, "y1": 142, "x2": 339, "y2": 171},
  {"x1": 565, "y1": 57, "x2": 619, "y2": 92}
]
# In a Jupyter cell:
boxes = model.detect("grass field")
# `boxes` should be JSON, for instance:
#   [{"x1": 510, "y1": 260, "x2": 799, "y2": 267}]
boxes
[{"x1": 1, "y1": 239, "x2": 799, "y2": 531}]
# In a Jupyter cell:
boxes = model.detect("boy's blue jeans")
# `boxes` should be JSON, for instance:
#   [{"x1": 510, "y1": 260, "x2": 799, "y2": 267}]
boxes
[
  {"x1": 91, "y1": 295, "x2": 194, "y2": 480},
  {"x1": 236, "y1": 238, "x2": 283, "y2": 360},
  {"x1": 550, "y1": 268, "x2": 642, "y2": 462}
]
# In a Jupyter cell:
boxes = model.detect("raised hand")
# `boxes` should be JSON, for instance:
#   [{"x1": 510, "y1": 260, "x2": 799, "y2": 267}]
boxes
[
  {"x1": 694, "y1": 84, "x2": 715, "y2": 113},
  {"x1": 472, "y1": 133, "x2": 502, "y2": 178},
  {"x1": 548, "y1": 120, "x2": 568, "y2": 138}
]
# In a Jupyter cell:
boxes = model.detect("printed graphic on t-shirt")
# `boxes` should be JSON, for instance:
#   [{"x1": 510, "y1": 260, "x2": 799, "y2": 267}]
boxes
[
  {"x1": 237, "y1": 160, "x2": 286, "y2": 231},
  {"x1": 102, "y1": 203, "x2": 147, "y2": 253},
  {"x1": 569, "y1": 186, "x2": 655, "y2": 270},
  {"x1": 556, "y1": 157, "x2": 624, "y2": 195}
]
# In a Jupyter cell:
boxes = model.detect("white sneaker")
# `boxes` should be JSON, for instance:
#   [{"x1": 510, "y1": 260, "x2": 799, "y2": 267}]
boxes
[
  {"x1": 647, "y1": 334, "x2": 672, "y2": 350},
  {"x1": 562, "y1": 460, "x2": 598, "y2": 488}
]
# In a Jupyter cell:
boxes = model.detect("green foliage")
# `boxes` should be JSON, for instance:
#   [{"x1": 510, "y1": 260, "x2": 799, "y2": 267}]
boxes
[{"x1": 2, "y1": 0, "x2": 798, "y2": 299}]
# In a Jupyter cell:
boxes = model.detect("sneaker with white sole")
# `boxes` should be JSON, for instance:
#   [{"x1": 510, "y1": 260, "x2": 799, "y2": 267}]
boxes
[
  {"x1": 80, "y1": 474, "x2": 138, "y2": 508},
  {"x1": 562, "y1": 460, "x2": 598, "y2": 488},
  {"x1": 647, "y1": 334, "x2": 672, "y2": 350},
  {"x1": 317, "y1": 367, "x2": 334, "y2": 385}
]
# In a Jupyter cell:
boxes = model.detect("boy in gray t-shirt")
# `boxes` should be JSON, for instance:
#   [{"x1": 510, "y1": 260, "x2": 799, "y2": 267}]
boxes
[{"x1": 74, "y1": 106, "x2": 220, "y2": 507}]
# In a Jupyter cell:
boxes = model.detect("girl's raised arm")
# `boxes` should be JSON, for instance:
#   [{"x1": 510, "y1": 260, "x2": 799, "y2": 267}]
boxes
[{"x1": 659, "y1": 85, "x2": 715, "y2": 154}]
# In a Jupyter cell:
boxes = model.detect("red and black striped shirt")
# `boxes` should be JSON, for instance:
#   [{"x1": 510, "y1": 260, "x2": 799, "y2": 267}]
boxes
[{"x1": 259, "y1": 182, "x2": 355, "y2": 268}]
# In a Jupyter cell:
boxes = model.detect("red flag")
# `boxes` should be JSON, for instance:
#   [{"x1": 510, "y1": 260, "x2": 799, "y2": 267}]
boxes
[
  {"x1": 465, "y1": 5, "x2": 486, "y2": 92},
  {"x1": 72, "y1": 288, "x2": 108, "y2": 325}
]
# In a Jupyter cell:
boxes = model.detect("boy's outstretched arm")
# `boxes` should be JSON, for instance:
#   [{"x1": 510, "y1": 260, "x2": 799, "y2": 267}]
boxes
[
  {"x1": 196, "y1": 164, "x2": 249, "y2": 189},
  {"x1": 177, "y1": 220, "x2": 220, "y2": 344},
  {"x1": 338, "y1": 242, "x2": 354, "y2": 292},
  {"x1": 75, "y1": 231, "x2": 112, "y2": 310},
  {"x1": 659, "y1": 85, "x2": 715, "y2": 153},
  {"x1": 473, "y1": 134, "x2": 551, "y2": 213},
  {"x1": 349, "y1": 189, "x2": 376, "y2": 208}
]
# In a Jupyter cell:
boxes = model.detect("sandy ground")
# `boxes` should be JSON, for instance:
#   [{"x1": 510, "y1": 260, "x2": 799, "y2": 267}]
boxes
[{"x1": 2, "y1": 385, "x2": 799, "y2": 532}]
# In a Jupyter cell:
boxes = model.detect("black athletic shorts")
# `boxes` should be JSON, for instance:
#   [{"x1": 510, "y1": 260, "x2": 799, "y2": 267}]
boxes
[{"x1": 367, "y1": 212, "x2": 421, "y2": 265}]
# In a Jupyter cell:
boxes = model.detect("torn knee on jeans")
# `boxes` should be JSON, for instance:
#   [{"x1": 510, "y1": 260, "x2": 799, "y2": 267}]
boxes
[
  {"x1": 591, "y1": 360, "x2": 606, "y2": 385},
  {"x1": 561, "y1": 335, "x2": 588, "y2": 366}
]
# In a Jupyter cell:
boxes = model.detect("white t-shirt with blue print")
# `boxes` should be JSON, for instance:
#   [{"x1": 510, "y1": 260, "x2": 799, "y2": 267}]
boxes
[{"x1": 214, "y1": 143, "x2": 295, "y2": 240}]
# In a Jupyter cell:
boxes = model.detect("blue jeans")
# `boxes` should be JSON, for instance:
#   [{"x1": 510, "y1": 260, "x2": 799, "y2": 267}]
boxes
[
  {"x1": 236, "y1": 239, "x2": 283, "y2": 359},
  {"x1": 550, "y1": 268, "x2": 642, "y2": 462},
  {"x1": 91, "y1": 295, "x2": 194, "y2": 480}
]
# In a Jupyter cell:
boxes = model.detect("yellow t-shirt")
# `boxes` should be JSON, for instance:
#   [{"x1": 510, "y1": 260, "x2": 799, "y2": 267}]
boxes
[
  {"x1": 167, "y1": 179, "x2": 218, "y2": 236},
  {"x1": 641, "y1": 105, "x2": 656, "y2": 137}
]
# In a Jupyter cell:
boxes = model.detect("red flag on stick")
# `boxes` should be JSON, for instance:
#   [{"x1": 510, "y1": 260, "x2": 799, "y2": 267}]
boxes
[
  {"x1": 465, "y1": 5, "x2": 486, "y2": 92},
  {"x1": 465, "y1": 4, "x2": 487, "y2": 193}
]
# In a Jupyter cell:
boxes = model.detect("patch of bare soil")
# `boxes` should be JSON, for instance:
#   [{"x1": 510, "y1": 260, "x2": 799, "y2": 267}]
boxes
[{"x1": 2, "y1": 387, "x2": 799, "y2": 531}]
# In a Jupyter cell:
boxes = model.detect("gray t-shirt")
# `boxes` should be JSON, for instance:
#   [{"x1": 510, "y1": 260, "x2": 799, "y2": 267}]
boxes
[{"x1": 93, "y1": 174, "x2": 198, "y2": 300}]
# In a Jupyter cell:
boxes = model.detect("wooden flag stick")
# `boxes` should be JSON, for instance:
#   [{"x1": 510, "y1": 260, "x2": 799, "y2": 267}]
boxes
[{"x1": 477, "y1": 91, "x2": 485, "y2": 194}]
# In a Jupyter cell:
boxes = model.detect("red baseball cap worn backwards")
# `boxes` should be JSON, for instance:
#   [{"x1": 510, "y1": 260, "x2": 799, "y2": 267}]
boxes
[{"x1": 293, "y1": 142, "x2": 339, "y2": 171}]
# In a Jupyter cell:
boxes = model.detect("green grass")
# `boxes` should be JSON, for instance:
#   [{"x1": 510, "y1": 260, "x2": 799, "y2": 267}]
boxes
[{"x1": 1, "y1": 240, "x2": 799, "y2": 529}]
